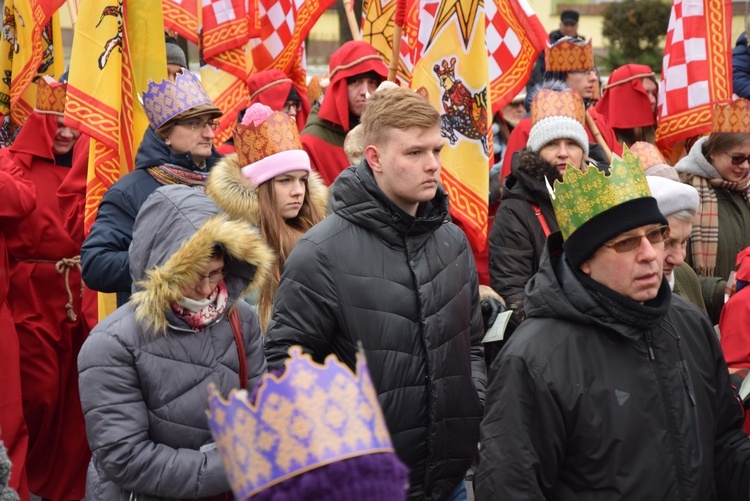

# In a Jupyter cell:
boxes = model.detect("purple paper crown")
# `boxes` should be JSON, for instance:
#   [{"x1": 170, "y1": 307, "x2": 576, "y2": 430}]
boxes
[
  {"x1": 207, "y1": 347, "x2": 395, "y2": 500},
  {"x1": 141, "y1": 70, "x2": 214, "y2": 130}
]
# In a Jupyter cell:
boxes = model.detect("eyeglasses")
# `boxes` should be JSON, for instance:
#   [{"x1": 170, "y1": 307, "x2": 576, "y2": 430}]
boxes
[
  {"x1": 197, "y1": 269, "x2": 226, "y2": 284},
  {"x1": 601, "y1": 225, "x2": 670, "y2": 253},
  {"x1": 175, "y1": 119, "x2": 220, "y2": 131},
  {"x1": 282, "y1": 100, "x2": 302, "y2": 113},
  {"x1": 723, "y1": 151, "x2": 750, "y2": 166}
]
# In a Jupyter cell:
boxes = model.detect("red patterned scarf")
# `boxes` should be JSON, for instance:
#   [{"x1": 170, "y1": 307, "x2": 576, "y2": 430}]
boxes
[
  {"x1": 148, "y1": 163, "x2": 209, "y2": 189},
  {"x1": 171, "y1": 281, "x2": 229, "y2": 331}
]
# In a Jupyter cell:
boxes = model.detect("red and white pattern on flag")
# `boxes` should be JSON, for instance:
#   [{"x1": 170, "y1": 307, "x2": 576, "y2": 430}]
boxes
[
  {"x1": 656, "y1": 0, "x2": 732, "y2": 147},
  {"x1": 485, "y1": 0, "x2": 547, "y2": 111},
  {"x1": 202, "y1": 0, "x2": 250, "y2": 60},
  {"x1": 162, "y1": 0, "x2": 200, "y2": 44},
  {"x1": 250, "y1": 0, "x2": 335, "y2": 74}
]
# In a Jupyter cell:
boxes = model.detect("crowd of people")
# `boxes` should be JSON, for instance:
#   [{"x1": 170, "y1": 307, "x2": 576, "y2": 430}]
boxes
[{"x1": 3, "y1": 11, "x2": 750, "y2": 500}]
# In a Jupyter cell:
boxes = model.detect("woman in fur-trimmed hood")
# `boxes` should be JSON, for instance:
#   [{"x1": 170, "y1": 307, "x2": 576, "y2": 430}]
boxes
[
  {"x1": 77, "y1": 184, "x2": 274, "y2": 500},
  {"x1": 207, "y1": 103, "x2": 328, "y2": 331}
]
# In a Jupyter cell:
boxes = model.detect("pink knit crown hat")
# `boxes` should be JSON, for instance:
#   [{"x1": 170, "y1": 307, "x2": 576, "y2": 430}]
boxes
[{"x1": 236, "y1": 103, "x2": 311, "y2": 186}]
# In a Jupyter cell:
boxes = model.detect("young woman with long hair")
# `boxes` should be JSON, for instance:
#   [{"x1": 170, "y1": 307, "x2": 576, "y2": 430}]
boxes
[{"x1": 207, "y1": 103, "x2": 328, "y2": 331}]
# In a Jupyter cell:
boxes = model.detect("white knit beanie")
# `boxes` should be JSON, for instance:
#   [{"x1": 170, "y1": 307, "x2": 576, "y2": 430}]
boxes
[
  {"x1": 527, "y1": 115, "x2": 589, "y2": 157},
  {"x1": 646, "y1": 175, "x2": 699, "y2": 217}
]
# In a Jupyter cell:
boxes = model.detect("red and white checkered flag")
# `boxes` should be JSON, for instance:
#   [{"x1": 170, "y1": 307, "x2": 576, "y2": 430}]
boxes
[
  {"x1": 251, "y1": 0, "x2": 335, "y2": 74},
  {"x1": 656, "y1": 0, "x2": 732, "y2": 148},
  {"x1": 485, "y1": 0, "x2": 548, "y2": 111}
]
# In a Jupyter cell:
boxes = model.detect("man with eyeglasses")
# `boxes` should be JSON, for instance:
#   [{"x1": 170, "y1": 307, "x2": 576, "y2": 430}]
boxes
[
  {"x1": 500, "y1": 37, "x2": 621, "y2": 182},
  {"x1": 476, "y1": 149, "x2": 750, "y2": 499},
  {"x1": 82, "y1": 69, "x2": 223, "y2": 306}
]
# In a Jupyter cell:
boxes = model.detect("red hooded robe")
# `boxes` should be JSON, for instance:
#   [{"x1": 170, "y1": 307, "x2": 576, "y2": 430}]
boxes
[
  {"x1": 301, "y1": 41, "x2": 387, "y2": 185},
  {"x1": 594, "y1": 64, "x2": 657, "y2": 130},
  {"x1": 0, "y1": 111, "x2": 94, "y2": 500},
  {"x1": 247, "y1": 68, "x2": 311, "y2": 131}
]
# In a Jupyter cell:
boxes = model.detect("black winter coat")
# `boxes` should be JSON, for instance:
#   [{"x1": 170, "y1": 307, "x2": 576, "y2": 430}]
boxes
[
  {"x1": 489, "y1": 150, "x2": 559, "y2": 322},
  {"x1": 265, "y1": 162, "x2": 486, "y2": 501},
  {"x1": 81, "y1": 127, "x2": 221, "y2": 305},
  {"x1": 476, "y1": 233, "x2": 750, "y2": 500}
]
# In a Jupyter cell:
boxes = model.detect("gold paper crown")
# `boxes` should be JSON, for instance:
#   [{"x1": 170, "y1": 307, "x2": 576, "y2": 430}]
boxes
[
  {"x1": 35, "y1": 76, "x2": 66, "y2": 116},
  {"x1": 207, "y1": 347, "x2": 395, "y2": 500},
  {"x1": 545, "y1": 38, "x2": 594, "y2": 73},
  {"x1": 234, "y1": 111, "x2": 303, "y2": 167},
  {"x1": 712, "y1": 99, "x2": 750, "y2": 133},
  {"x1": 530, "y1": 88, "x2": 585, "y2": 127},
  {"x1": 551, "y1": 145, "x2": 651, "y2": 240},
  {"x1": 141, "y1": 70, "x2": 215, "y2": 130},
  {"x1": 629, "y1": 141, "x2": 667, "y2": 171}
]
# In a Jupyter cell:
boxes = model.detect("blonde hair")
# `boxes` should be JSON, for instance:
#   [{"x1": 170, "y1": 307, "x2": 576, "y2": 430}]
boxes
[
  {"x1": 360, "y1": 87, "x2": 440, "y2": 147},
  {"x1": 255, "y1": 178, "x2": 325, "y2": 330},
  {"x1": 344, "y1": 124, "x2": 365, "y2": 165}
]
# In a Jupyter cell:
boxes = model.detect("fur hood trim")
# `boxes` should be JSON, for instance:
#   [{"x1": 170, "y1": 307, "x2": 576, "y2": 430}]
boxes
[
  {"x1": 130, "y1": 214, "x2": 275, "y2": 335},
  {"x1": 206, "y1": 153, "x2": 329, "y2": 225}
]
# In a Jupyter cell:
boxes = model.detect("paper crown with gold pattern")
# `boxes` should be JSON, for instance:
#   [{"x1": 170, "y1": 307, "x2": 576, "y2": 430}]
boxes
[
  {"x1": 551, "y1": 146, "x2": 652, "y2": 240},
  {"x1": 236, "y1": 103, "x2": 310, "y2": 186},
  {"x1": 207, "y1": 347, "x2": 398, "y2": 500},
  {"x1": 712, "y1": 99, "x2": 750, "y2": 133},
  {"x1": 35, "y1": 76, "x2": 66, "y2": 116},
  {"x1": 550, "y1": 145, "x2": 666, "y2": 267},
  {"x1": 545, "y1": 37, "x2": 594, "y2": 73},
  {"x1": 528, "y1": 88, "x2": 588, "y2": 156},
  {"x1": 141, "y1": 70, "x2": 216, "y2": 130}
]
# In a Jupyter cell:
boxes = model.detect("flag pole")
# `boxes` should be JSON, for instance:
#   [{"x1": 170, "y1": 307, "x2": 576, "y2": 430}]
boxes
[
  {"x1": 66, "y1": 0, "x2": 79, "y2": 30},
  {"x1": 342, "y1": 0, "x2": 362, "y2": 41},
  {"x1": 585, "y1": 110, "x2": 612, "y2": 162},
  {"x1": 387, "y1": 0, "x2": 406, "y2": 82}
]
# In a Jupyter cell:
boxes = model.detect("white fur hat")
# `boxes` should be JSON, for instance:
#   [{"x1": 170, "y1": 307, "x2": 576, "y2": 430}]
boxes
[{"x1": 646, "y1": 175, "x2": 699, "y2": 217}]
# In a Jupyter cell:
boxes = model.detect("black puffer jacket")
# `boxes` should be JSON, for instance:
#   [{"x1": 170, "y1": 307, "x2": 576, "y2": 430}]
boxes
[
  {"x1": 265, "y1": 162, "x2": 486, "y2": 501},
  {"x1": 81, "y1": 127, "x2": 222, "y2": 305},
  {"x1": 489, "y1": 150, "x2": 559, "y2": 322},
  {"x1": 477, "y1": 233, "x2": 750, "y2": 500}
]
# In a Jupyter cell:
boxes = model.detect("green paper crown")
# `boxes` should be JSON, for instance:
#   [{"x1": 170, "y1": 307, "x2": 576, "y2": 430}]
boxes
[{"x1": 551, "y1": 145, "x2": 652, "y2": 240}]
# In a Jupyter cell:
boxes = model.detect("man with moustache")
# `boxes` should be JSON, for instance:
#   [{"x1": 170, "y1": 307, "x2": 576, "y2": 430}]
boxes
[{"x1": 265, "y1": 87, "x2": 486, "y2": 501}]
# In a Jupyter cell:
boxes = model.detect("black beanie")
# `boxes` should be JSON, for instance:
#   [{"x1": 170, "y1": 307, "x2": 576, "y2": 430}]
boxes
[
  {"x1": 286, "y1": 85, "x2": 301, "y2": 102},
  {"x1": 346, "y1": 70, "x2": 384, "y2": 85},
  {"x1": 563, "y1": 196, "x2": 668, "y2": 269}
]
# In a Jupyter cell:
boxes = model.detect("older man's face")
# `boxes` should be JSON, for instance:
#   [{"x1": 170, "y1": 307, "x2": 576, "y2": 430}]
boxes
[
  {"x1": 662, "y1": 215, "x2": 692, "y2": 280},
  {"x1": 580, "y1": 223, "x2": 667, "y2": 303}
]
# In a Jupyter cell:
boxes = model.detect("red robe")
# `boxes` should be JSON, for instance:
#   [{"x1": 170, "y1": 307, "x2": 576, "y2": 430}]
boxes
[
  {"x1": 499, "y1": 108, "x2": 623, "y2": 182},
  {"x1": 719, "y1": 286, "x2": 750, "y2": 435},
  {"x1": 0, "y1": 112, "x2": 94, "y2": 500},
  {"x1": 247, "y1": 68, "x2": 311, "y2": 131},
  {"x1": 0, "y1": 166, "x2": 34, "y2": 501}
]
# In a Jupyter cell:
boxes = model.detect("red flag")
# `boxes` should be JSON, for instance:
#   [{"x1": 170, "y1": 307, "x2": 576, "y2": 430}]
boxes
[
  {"x1": 485, "y1": 0, "x2": 547, "y2": 111},
  {"x1": 162, "y1": 0, "x2": 200, "y2": 43},
  {"x1": 655, "y1": 0, "x2": 732, "y2": 148}
]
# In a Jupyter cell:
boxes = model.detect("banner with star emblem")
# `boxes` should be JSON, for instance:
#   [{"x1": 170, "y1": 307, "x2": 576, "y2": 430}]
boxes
[
  {"x1": 0, "y1": 0, "x2": 64, "y2": 124},
  {"x1": 410, "y1": 0, "x2": 490, "y2": 253}
]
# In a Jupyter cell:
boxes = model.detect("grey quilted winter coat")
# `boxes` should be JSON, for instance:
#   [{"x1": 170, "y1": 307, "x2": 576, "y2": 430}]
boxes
[{"x1": 78, "y1": 185, "x2": 273, "y2": 500}]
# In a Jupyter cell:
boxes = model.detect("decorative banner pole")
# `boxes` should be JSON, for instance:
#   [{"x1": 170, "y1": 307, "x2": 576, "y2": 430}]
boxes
[
  {"x1": 343, "y1": 0, "x2": 362, "y2": 40},
  {"x1": 387, "y1": 0, "x2": 406, "y2": 82}
]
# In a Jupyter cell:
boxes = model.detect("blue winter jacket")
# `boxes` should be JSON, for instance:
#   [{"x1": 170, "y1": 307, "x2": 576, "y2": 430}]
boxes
[
  {"x1": 80, "y1": 127, "x2": 221, "y2": 305},
  {"x1": 732, "y1": 33, "x2": 750, "y2": 99}
]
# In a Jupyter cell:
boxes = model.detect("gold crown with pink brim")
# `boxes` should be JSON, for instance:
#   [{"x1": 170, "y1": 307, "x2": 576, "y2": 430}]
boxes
[{"x1": 35, "y1": 76, "x2": 66, "y2": 116}]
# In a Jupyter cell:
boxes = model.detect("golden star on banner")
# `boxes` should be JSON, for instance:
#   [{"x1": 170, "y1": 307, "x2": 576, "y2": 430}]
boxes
[{"x1": 426, "y1": 0, "x2": 482, "y2": 50}]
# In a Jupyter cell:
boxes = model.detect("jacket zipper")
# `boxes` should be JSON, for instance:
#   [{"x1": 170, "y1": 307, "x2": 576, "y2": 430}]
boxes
[{"x1": 644, "y1": 330, "x2": 688, "y2": 499}]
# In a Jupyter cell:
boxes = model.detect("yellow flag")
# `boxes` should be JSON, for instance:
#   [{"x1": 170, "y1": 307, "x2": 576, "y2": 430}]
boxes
[
  {"x1": 410, "y1": 0, "x2": 490, "y2": 252},
  {"x1": 65, "y1": 0, "x2": 166, "y2": 319}
]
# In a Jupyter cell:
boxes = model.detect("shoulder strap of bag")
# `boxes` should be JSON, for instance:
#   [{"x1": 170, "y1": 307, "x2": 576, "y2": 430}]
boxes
[
  {"x1": 531, "y1": 203, "x2": 551, "y2": 237},
  {"x1": 229, "y1": 309, "x2": 248, "y2": 390}
]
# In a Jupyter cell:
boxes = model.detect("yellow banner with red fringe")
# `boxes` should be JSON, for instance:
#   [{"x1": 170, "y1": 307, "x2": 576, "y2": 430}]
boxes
[
  {"x1": 410, "y1": 0, "x2": 490, "y2": 252},
  {"x1": 0, "y1": 0, "x2": 64, "y2": 124},
  {"x1": 65, "y1": 0, "x2": 166, "y2": 320}
]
